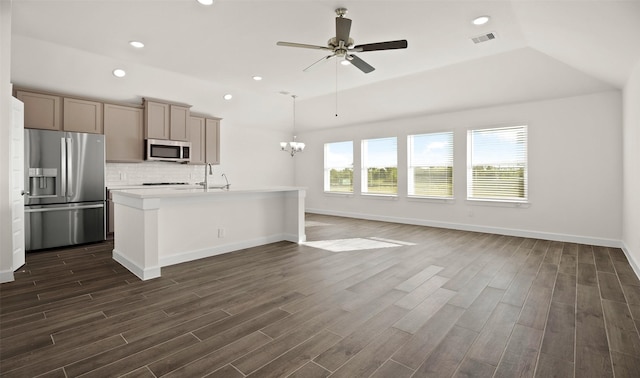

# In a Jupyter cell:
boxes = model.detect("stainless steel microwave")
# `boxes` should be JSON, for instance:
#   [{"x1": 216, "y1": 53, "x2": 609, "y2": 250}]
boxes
[{"x1": 145, "y1": 139, "x2": 191, "y2": 163}]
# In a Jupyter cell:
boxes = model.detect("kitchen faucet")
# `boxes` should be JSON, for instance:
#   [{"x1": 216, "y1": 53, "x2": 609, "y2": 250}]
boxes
[
  {"x1": 222, "y1": 173, "x2": 230, "y2": 190},
  {"x1": 198, "y1": 164, "x2": 213, "y2": 190}
]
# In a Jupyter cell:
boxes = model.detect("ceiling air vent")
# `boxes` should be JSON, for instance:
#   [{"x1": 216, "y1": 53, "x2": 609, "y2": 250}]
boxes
[{"x1": 471, "y1": 32, "x2": 496, "y2": 44}]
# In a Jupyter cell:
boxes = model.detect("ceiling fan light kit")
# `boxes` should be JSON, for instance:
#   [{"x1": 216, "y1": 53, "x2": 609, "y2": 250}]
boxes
[{"x1": 276, "y1": 8, "x2": 408, "y2": 74}]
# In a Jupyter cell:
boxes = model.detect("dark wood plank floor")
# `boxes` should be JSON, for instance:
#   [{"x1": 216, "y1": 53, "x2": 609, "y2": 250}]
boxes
[{"x1": 2, "y1": 214, "x2": 640, "y2": 377}]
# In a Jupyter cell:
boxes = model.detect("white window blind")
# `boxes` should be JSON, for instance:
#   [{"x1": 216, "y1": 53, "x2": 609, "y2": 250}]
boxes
[
  {"x1": 361, "y1": 137, "x2": 397, "y2": 195},
  {"x1": 408, "y1": 132, "x2": 453, "y2": 198},
  {"x1": 467, "y1": 125, "x2": 528, "y2": 201},
  {"x1": 324, "y1": 141, "x2": 354, "y2": 193}
]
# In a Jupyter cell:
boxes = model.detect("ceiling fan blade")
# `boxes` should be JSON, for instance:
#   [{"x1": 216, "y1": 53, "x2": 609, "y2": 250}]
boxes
[
  {"x1": 353, "y1": 40, "x2": 408, "y2": 52},
  {"x1": 277, "y1": 41, "x2": 332, "y2": 51},
  {"x1": 347, "y1": 54, "x2": 375, "y2": 74},
  {"x1": 336, "y1": 17, "x2": 352, "y2": 44},
  {"x1": 303, "y1": 54, "x2": 335, "y2": 72}
]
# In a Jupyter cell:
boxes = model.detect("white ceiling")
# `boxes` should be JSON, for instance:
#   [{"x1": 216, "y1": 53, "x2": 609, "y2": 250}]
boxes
[{"x1": 9, "y1": 0, "x2": 640, "y2": 132}]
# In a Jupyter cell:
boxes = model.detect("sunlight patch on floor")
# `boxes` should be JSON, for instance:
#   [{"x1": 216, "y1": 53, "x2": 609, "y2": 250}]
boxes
[
  {"x1": 369, "y1": 237, "x2": 417, "y2": 246},
  {"x1": 303, "y1": 237, "x2": 415, "y2": 252}
]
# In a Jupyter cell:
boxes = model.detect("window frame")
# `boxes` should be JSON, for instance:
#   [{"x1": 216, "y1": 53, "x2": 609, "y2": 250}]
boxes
[
  {"x1": 466, "y1": 125, "x2": 528, "y2": 203},
  {"x1": 323, "y1": 141, "x2": 354, "y2": 194},
  {"x1": 361, "y1": 137, "x2": 398, "y2": 196},
  {"x1": 407, "y1": 131, "x2": 454, "y2": 199}
]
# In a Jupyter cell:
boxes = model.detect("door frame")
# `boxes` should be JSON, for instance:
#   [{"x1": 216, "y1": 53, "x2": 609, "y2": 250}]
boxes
[{"x1": 10, "y1": 97, "x2": 25, "y2": 271}]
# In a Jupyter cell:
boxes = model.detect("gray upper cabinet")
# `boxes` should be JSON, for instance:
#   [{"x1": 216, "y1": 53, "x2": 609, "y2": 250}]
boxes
[
  {"x1": 144, "y1": 99, "x2": 191, "y2": 141},
  {"x1": 17, "y1": 90, "x2": 103, "y2": 134},
  {"x1": 188, "y1": 116, "x2": 206, "y2": 165},
  {"x1": 170, "y1": 105, "x2": 190, "y2": 141},
  {"x1": 205, "y1": 118, "x2": 221, "y2": 165},
  {"x1": 16, "y1": 90, "x2": 62, "y2": 131},
  {"x1": 17, "y1": 90, "x2": 207, "y2": 161},
  {"x1": 189, "y1": 116, "x2": 221, "y2": 165},
  {"x1": 63, "y1": 97, "x2": 103, "y2": 134},
  {"x1": 144, "y1": 99, "x2": 170, "y2": 140},
  {"x1": 104, "y1": 104, "x2": 144, "y2": 163}
]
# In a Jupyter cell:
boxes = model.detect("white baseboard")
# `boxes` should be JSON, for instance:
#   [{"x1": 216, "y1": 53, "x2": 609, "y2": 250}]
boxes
[
  {"x1": 307, "y1": 208, "x2": 640, "y2": 282},
  {"x1": 112, "y1": 249, "x2": 161, "y2": 281},
  {"x1": 283, "y1": 232, "x2": 306, "y2": 243},
  {"x1": 621, "y1": 242, "x2": 640, "y2": 281},
  {"x1": 0, "y1": 269, "x2": 14, "y2": 283},
  {"x1": 306, "y1": 208, "x2": 623, "y2": 248},
  {"x1": 159, "y1": 234, "x2": 290, "y2": 268}
]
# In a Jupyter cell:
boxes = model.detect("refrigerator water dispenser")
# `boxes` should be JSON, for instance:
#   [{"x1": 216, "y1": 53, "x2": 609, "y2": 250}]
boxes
[{"x1": 28, "y1": 168, "x2": 58, "y2": 197}]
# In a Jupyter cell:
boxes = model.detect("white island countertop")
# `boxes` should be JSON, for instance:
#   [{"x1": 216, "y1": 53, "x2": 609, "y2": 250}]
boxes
[
  {"x1": 111, "y1": 186, "x2": 306, "y2": 280},
  {"x1": 113, "y1": 186, "x2": 304, "y2": 199}
]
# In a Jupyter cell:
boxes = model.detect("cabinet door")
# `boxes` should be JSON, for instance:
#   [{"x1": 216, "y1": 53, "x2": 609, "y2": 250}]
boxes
[
  {"x1": 144, "y1": 100, "x2": 170, "y2": 140},
  {"x1": 170, "y1": 105, "x2": 190, "y2": 141},
  {"x1": 16, "y1": 91, "x2": 62, "y2": 130},
  {"x1": 188, "y1": 116, "x2": 206, "y2": 164},
  {"x1": 104, "y1": 104, "x2": 144, "y2": 162},
  {"x1": 205, "y1": 118, "x2": 220, "y2": 165},
  {"x1": 63, "y1": 98, "x2": 103, "y2": 134}
]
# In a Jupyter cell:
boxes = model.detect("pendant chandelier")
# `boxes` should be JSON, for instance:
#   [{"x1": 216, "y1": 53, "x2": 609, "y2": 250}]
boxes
[{"x1": 280, "y1": 95, "x2": 305, "y2": 157}]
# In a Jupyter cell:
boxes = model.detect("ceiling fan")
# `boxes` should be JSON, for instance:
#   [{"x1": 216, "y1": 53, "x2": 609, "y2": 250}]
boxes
[{"x1": 277, "y1": 8, "x2": 408, "y2": 74}]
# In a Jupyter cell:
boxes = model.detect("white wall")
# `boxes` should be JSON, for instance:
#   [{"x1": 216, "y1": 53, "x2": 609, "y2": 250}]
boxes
[
  {"x1": 0, "y1": 0, "x2": 14, "y2": 283},
  {"x1": 296, "y1": 91, "x2": 623, "y2": 246},
  {"x1": 623, "y1": 60, "x2": 640, "y2": 276},
  {"x1": 206, "y1": 124, "x2": 296, "y2": 188}
]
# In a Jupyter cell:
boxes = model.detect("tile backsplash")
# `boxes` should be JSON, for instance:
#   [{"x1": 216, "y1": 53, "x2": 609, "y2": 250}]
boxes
[{"x1": 106, "y1": 162, "x2": 206, "y2": 186}]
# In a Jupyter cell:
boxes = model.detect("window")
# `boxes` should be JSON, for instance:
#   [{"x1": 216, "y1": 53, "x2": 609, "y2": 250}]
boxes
[
  {"x1": 467, "y1": 125, "x2": 528, "y2": 201},
  {"x1": 361, "y1": 137, "x2": 397, "y2": 195},
  {"x1": 324, "y1": 141, "x2": 353, "y2": 193},
  {"x1": 408, "y1": 132, "x2": 454, "y2": 198}
]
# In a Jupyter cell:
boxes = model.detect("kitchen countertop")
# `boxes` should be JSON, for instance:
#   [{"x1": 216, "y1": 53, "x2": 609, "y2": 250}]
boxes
[
  {"x1": 112, "y1": 186, "x2": 305, "y2": 199},
  {"x1": 107, "y1": 184, "x2": 202, "y2": 190}
]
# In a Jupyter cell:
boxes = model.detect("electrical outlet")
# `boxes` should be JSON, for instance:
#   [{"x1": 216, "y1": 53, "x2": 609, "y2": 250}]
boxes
[
  {"x1": 218, "y1": 228, "x2": 226, "y2": 238},
  {"x1": 119, "y1": 172, "x2": 126, "y2": 180}
]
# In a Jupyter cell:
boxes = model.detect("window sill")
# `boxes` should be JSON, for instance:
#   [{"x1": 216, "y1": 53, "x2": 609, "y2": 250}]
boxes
[
  {"x1": 324, "y1": 191, "x2": 354, "y2": 198},
  {"x1": 361, "y1": 193, "x2": 399, "y2": 200},
  {"x1": 407, "y1": 196, "x2": 455, "y2": 204},
  {"x1": 466, "y1": 198, "x2": 530, "y2": 208}
]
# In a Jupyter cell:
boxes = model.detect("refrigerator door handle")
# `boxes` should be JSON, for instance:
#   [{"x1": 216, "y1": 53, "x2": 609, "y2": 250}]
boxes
[
  {"x1": 25, "y1": 204, "x2": 104, "y2": 213},
  {"x1": 60, "y1": 137, "x2": 67, "y2": 198}
]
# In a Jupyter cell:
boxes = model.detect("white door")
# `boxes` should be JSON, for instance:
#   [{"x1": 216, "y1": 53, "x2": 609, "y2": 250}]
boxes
[{"x1": 10, "y1": 97, "x2": 25, "y2": 270}]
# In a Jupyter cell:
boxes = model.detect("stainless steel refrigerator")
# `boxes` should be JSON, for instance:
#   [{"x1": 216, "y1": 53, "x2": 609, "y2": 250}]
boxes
[{"x1": 24, "y1": 129, "x2": 106, "y2": 251}]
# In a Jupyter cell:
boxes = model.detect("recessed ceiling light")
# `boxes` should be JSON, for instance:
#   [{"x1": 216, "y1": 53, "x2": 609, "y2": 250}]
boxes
[
  {"x1": 252, "y1": 76, "x2": 263, "y2": 81},
  {"x1": 129, "y1": 41, "x2": 144, "y2": 48},
  {"x1": 223, "y1": 94, "x2": 233, "y2": 100},
  {"x1": 197, "y1": 0, "x2": 214, "y2": 5},
  {"x1": 472, "y1": 16, "x2": 490, "y2": 25},
  {"x1": 112, "y1": 69, "x2": 126, "y2": 78}
]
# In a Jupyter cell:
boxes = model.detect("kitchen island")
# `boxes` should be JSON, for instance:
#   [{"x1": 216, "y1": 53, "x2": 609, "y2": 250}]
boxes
[{"x1": 111, "y1": 186, "x2": 306, "y2": 280}]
